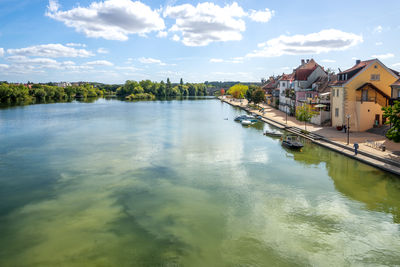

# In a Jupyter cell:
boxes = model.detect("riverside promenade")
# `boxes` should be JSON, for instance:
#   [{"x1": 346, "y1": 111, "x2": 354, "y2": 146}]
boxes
[{"x1": 219, "y1": 96, "x2": 400, "y2": 176}]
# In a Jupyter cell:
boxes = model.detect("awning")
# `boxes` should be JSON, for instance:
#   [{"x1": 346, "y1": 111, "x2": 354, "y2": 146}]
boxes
[
  {"x1": 319, "y1": 92, "x2": 331, "y2": 96},
  {"x1": 314, "y1": 104, "x2": 327, "y2": 108}
]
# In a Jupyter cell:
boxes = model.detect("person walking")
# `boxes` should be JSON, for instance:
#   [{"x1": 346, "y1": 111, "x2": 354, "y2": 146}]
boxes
[{"x1": 353, "y1": 143, "x2": 359, "y2": 155}]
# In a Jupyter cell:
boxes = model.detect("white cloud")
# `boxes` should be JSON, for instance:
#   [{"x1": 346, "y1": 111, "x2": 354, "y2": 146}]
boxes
[
  {"x1": 7, "y1": 44, "x2": 94, "y2": 58},
  {"x1": 115, "y1": 66, "x2": 138, "y2": 71},
  {"x1": 47, "y1": 0, "x2": 59, "y2": 13},
  {"x1": 210, "y1": 58, "x2": 224, "y2": 63},
  {"x1": 97, "y1": 48, "x2": 109, "y2": 54},
  {"x1": 66, "y1": 43, "x2": 86, "y2": 47},
  {"x1": 164, "y1": 2, "x2": 247, "y2": 46},
  {"x1": 392, "y1": 63, "x2": 400, "y2": 67},
  {"x1": 85, "y1": 60, "x2": 114, "y2": 66},
  {"x1": 321, "y1": 59, "x2": 336, "y2": 63},
  {"x1": 0, "y1": 64, "x2": 9, "y2": 69},
  {"x1": 5, "y1": 55, "x2": 93, "y2": 73},
  {"x1": 209, "y1": 57, "x2": 243, "y2": 64},
  {"x1": 138, "y1": 57, "x2": 166, "y2": 66},
  {"x1": 46, "y1": 0, "x2": 165, "y2": 41},
  {"x1": 373, "y1": 25, "x2": 383, "y2": 33},
  {"x1": 372, "y1": 53, "x2": 394, "y2": 60},
  {"x1": 171, "y1": 34, "x2": 180, "y2": 42},
  {"x1": 157, "y1": 31, "x2": 168, "y2": 38},
  {"x1": 248, "y1": 8, "x2": 274, "y2": 23},
  {"x1": 0, "y1": 48, "x2": 4, "y2": 57},
  {"x1": 375, "y1": 42, "x2": 383, "y2": 46},
  {"x1": 247, "y1": 29, "x2": 363, "y2": 58}
]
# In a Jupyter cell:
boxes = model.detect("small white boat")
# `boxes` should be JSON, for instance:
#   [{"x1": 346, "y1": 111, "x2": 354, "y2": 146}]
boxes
[{"x1": 241, "y1": 120, "x2": 252, "y2": 126}]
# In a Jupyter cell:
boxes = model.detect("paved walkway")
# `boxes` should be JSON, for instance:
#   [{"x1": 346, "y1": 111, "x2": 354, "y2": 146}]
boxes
[{"x1": 220, "y1": 97, "x2": 400, "y2": 175}]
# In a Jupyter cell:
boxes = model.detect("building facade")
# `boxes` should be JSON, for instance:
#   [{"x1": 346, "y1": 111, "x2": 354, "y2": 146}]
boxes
[{"x1": 330, "y1": 59, "x2": 399, "y2": 131}]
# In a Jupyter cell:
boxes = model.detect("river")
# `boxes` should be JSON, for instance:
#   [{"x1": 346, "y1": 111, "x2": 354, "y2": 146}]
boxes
[{"x1": 0, "y1": 98, "x2": 399, "y2": 266}]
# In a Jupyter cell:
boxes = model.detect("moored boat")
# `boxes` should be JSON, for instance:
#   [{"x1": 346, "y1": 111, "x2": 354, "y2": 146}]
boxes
[
  {"x1": 234, "y1": 115, "x2": 258, "y2": 123},
  {"x1": 264, "y1": 131, "x2": 282, "y2": 137},
  {"x1": 241, "y1": 120, "x2": 252, "y2": 126},
  {"x1": 281, "y1": 135, "x2": 303, "y2": 150}
]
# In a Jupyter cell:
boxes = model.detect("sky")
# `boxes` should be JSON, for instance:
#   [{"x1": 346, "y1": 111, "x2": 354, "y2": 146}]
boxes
[{"x1": 0, "y1": 0, "x2": 399, "y2": 84}]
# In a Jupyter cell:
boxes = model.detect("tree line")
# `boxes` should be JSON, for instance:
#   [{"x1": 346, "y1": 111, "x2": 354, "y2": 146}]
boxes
[
  {"x1": 117, "y1": 78, "x2": 208, "y2": 100},
  {"x1": 0, "y1": 82, "x2": 113, "y2": 104}
]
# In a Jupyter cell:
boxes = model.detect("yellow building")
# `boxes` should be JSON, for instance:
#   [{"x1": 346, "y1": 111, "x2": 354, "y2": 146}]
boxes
[{"x1": 331, "y1": 59, "x2": 399, "y2": 132}]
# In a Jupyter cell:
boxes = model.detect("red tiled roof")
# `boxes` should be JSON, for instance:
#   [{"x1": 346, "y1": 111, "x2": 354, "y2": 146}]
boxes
[
  {"x1": 262, "y1": 80, "x2": 277, "y2": 90},
  {"x1": 279, "y1": 73, "x2": 294, "y2": 81},
  {"x1": 338, "y1": 59, "x2": 375, "y2": 75},
  {"x1": 294, "y1": 67, "x2": 316, "y2": 81},
  {"x1": 329, "y1": 80, "x2": 347, "y2": 86},
  {"x1": 296, "y1": 59, "x2": 318, "y2": 70}
]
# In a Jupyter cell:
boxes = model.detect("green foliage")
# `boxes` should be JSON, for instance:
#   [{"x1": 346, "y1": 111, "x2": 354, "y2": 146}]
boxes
[
  {"x1": 252, "y1": 88, "x2": 265, "y2": 105},
  {"x1": 125, "y1": 93, "x2": 156, "y2": 100},
  {"x1": 296, "y1": 104, "x2": 318, "y2": 131},
  {"x1": 382, "y1": 101, "x2": 400, "y2": 142},
  {"x1": 228, "y1": 84, "x2": 248, "y2": 99},
  {"x1": 0, "y1": 82, "x2": 111, "y2": 104}
]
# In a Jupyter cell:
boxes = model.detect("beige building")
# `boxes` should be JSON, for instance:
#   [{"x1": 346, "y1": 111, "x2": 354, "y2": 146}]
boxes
[{"x1": 330, "y1": 59, "x2": 399, "y2": 132}]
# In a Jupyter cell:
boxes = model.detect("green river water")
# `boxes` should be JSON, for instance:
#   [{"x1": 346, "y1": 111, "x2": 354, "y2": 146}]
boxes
[{"x1": 0, "y1": 98, "x2": 399, "y2": 266}]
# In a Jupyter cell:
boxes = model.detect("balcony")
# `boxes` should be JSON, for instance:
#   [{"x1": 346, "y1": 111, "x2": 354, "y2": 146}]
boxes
[{"x1": 356, "y1": 97, "x2": 377, "y2": 103}]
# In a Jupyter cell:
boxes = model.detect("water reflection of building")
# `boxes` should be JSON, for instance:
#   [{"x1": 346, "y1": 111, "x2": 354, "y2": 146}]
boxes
[{"x1": 287, "y1": 143, "x2": 400, "y2": 223}]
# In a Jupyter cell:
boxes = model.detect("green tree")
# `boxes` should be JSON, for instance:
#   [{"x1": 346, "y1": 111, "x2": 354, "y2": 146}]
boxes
[
  {"x1": 252, "y1": 88, "x2": 265, "y2": 107},
  {"x1": 296, "y1": 104, "x2": 318, "y2": 131},
  {"x1": 166, "y1": 78, "x2": 172, "y2": 96},
  {"x1": 382, "y1": 101, "x2": 400, "y2": 142},
  {"x1": 34, "y1": 88, "x2": 47, "y2": 101},
  {"x1": 188, "y1": 84, "x2": 196, "y2": 96},
  {"x1": 179, "y1": 78, "x2": 184, "y2": 94}
]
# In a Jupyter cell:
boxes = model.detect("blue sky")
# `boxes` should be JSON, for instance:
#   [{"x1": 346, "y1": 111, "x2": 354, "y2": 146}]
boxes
[{"x1": 0, "y1": 0, "x2": 399, "y2": 83}]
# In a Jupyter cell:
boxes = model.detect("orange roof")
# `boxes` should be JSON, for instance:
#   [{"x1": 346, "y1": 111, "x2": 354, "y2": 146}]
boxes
[
  {"x1": 279, "y1": 73, "x2": 294, "y2": 81},
  {"x1": 338, "y1": 59, "x2": 375, "y2": 75}
]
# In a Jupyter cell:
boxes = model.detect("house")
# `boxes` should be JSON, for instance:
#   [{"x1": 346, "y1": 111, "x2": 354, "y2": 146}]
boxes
[
  {"x1": 279, "y1": 59, "x2": 328, "y2": 117},
  {"x1": 278, "y1": 73, "x2": 295, "y2": 115},
  {"x1": 330, "y1": 59, "x2": 399, "y2": 132},
  {"x1": 293, "y1": 59, "x2": 327, "y2": 92},
  {"x1": 262, "y1": 76, "x2": 279, "y2": 105}
]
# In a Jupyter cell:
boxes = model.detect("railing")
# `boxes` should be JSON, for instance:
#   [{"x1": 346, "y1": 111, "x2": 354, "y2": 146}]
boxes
[{"x1": 356, "y1": 97, "x2": 376, "y2": 103}]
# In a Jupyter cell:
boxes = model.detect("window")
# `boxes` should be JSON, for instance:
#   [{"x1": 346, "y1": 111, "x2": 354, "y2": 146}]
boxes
[
  {"x1": 397, "y1": 90, "x2": 400, "y2": 98},
  {"x1": 332, "y1": 89, "x2": 335, "y2": 97},
  {"x1": 282, "y1": 82, "x2": 286, "y2": 87},
  {"x1": 362, "y1": 90, "x2": 368, "y2": 101},
  {"x1": 371, "y1": 74, "x2": 380, "y2": 81},
  {"x1": 335, "y1": 108, "x2": 339, "y2": 117},
  {"x1": 337, "y1": 89, "x2": 339, "y2": 97}
]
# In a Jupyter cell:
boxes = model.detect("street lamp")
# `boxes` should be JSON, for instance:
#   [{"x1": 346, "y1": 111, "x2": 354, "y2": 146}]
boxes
[{"x1": 346, "y1": 114, "x2": 351, "y2": 145}]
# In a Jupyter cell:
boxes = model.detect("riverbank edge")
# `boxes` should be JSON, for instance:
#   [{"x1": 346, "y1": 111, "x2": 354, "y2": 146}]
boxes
[{"x1": 219, "y1": 97, "x2": 400, "y2": 176}]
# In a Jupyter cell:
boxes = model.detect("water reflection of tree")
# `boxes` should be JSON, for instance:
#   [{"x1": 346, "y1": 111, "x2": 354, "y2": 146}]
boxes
[{"x1": 287, "y1": 142, "x2": 400, "y2": 223}]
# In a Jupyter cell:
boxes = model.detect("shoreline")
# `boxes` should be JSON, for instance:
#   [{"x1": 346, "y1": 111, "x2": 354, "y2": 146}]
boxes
[{"x1": 219, "y1": 96, "x2": 400, "y2": 176}]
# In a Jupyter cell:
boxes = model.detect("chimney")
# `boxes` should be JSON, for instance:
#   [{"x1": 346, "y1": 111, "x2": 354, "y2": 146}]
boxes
[
  {"x1": 301, "y1": 59, "x2": 305, "y2": 65},
  {"x1": 356, "y1": 59, "x2": 361, "y2": 65},
  {"x1": 306, "y1": 59, "x2": 310, "y2": 63}
]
